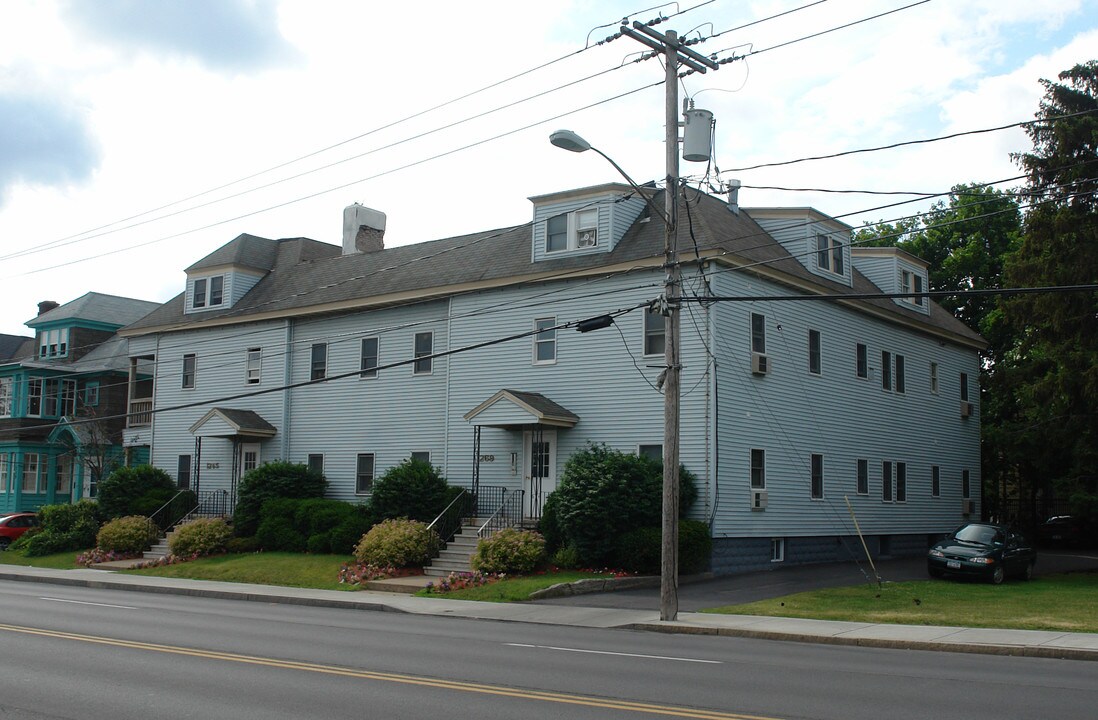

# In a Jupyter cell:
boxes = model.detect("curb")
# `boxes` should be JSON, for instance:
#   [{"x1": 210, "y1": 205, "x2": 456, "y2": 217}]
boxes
[{"x1": 626, "y1": 622, "x2": 1098, "y2": 662}]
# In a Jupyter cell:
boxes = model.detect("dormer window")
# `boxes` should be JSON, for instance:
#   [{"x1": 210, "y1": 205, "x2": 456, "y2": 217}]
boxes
[
  {"x1": 192, "y1": 275, "x2": 226, "y2": 310},
  {"x1": 900, "y1": 270, "x2": 925, "y2": 307},
  {"x1": 545, "y1": 208, "x2": 599, "y2": 254},
  {"x1": 37, "y1": 328, "x2": 69, "y2": 358},
  {"x1": 816, "y1": 233, "x2": 844, "y2": 275}
]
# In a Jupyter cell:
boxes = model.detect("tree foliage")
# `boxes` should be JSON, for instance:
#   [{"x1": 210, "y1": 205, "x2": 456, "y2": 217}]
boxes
[
  {"x1": 368, "y1": 458, "x2": 450, "y2": 523},
  {"x1": 233, "y1": 461, "x2": 327, "y2": 537}
]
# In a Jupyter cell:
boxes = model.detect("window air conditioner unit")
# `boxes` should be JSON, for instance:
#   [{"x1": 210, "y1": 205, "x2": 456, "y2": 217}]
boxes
[
  {"x1": 960, "y1": 401, "x2": 973, "y2": 418},
  {"x1": 962, "y1": 499, "x2": 975, "y2": 515},
  {"x1": 751, "y1": 352, "x2": 770, "y2": 375},
  {"x1": 751, "y1": 489, "x2": 768, "y2": 510}
]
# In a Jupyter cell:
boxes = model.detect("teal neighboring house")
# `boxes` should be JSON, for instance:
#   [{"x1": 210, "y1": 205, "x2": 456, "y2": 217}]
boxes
[{"x1": 0, "y1": 294, "x2": 159, "y2": 514}]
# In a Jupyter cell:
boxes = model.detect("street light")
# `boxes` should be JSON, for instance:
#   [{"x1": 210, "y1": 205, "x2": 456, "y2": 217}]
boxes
[
  {"x1": 548, "y1": 130, "x2": 670, "y2": 226},
  {"x1": 549, "y1": 127, "x2": 682, "y2": 622}
]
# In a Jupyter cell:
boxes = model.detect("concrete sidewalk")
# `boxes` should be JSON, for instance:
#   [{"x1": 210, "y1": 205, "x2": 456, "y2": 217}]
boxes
[{"x1": 2, "y1": 564, "x2": 1096, "y2": 661}]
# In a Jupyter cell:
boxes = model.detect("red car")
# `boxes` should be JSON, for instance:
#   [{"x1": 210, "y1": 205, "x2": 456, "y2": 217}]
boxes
[{"x1": 0, "y1": 513, "x2": 37, "y2": 550}]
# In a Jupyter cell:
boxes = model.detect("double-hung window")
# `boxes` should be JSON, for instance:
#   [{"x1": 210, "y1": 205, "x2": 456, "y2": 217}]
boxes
[
  {"x1": 193, "y1": 278, "x2": 207, "y2": 309},
  {"x1": 811, "y1": 454, "x2": 824, "y2": 499},
  {"x1": 882, "y1": 461, "x2": 893, "y2": 502},
  {"x1": 27, "y1": 378, "x2": 42, "y2": 416},
  {"x1": 177, "y1": 455, "x2": 192, "y2": 489},
  {"x1": 750, "y1": 449, "x2": 765, "y2": 489},
  {"x1": 22, "y1": 454, "x2": 40, "y2": 493},
  {"x1": 356, "y1": 453, "x2": 375, "y2": 494},
  {"x1": 960, "y1": 372, "x2": 969, "y2": 401},
  {"x1": 856, "y1": 343, "x2": 868, "y2": 379},
  {"x1": 182, "y1": 354, "x2": 196, "y2": 389},
  {"x1": 545, "y1": 208, "x2": 598, "y2": 253},
  {"x1": 246, "y1": 348, "x2": 262, "y2": 384},
  {"x1": 808, "y1": 330, "x2": 821, "y2": 375},
  {"x1": 895, "y1": 462, "x2": 907, "y2": 502},
  {"x1": 0, "y1": 454, "x2": 8, "y2": 492},
  {"x1": 881, "y1": 351, "x2": 892, "y2": 390},
  {"x1": 43, "y1": 379, "x2": 59, "y2": 417},
  {"x1": 310, "y1": 343, "x2": 327, "y2": 381},
  {"x1": 930, "y1": 362, "x2": 939, "y2": 394},
  {"x1": 895, "y1": 354, "x2": 906, "y2": 393},
  {"x1": 856, "y1": 459, "x2": 869, "y2": 495},
  {"x1": 643, "y1": 310, "x2": 665, "y2": 356},
  {"x1": 931, "y1": 465, "x2": 941, "y2": 497},
  {"x1": 0, "y1": 377, "x2": 12, "y2": 417},
  {"x1": 816, "y1": 233, "x2": 843, "y2": 274},
  {"x1": 413, "y1": 332, "x2": 433, "y2": 375},
  {"x1": 192, "y1": 276, "x2": 225, "y2": 310},
  {"x1": 534, "y1": 318, "x2": 556, "y2": 364},
  {"x1": 360, "y1": 338, "x2": 379, "y2": 378},
  {"x1": 751, "y1": 313, "x2": 766, "y2": 354}
]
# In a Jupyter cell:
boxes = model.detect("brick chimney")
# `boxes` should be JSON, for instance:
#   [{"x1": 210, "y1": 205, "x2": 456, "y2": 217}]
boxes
[
  {"x1": 37, "y1": 300, "x2": 59, "y2": 316},
  {"x1": 342, "y1": 204, "x2": 386, "y2": 255}
]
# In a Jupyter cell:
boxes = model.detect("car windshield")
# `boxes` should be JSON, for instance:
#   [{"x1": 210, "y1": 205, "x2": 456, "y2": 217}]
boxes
[{"x1": 954, "y1": 525, "x2": 1002, "y2": 545}]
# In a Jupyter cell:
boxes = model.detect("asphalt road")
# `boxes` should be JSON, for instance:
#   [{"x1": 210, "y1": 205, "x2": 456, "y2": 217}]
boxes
[
  {"x1": 1, "y1": 578, "x2": 1096, "y2": 720},
  {"x1": 534, "y1": 549, "x2": 1098, "y2": 611}
]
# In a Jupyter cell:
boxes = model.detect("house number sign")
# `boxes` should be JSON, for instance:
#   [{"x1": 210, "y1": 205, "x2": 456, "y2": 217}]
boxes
[
  {"x1": 478, "y1": 454, "x2": 495, "y2": 463},
  {"x1": 206, "y1": 462, "x2": 220, "y2": 469}
]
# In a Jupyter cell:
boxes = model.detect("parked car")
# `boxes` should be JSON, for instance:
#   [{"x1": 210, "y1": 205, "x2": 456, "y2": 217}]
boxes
[
  {"x1": 0, "y1": 512, "x2": 38, "y2": 550},
  {"x1": 1035, "y1": 515, "x2": 1085, "y2": 547},
  {"x1": 927, "y1": 522, "x2": 1036, "y2": 584}
]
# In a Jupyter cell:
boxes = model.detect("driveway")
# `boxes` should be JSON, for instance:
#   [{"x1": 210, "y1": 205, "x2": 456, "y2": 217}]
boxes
[{"x1": 532, "y1": 549, "x2": 1098, "y2": 612}]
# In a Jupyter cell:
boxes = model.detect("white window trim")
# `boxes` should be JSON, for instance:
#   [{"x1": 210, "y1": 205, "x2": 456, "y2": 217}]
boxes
[
  {"x1": 810, "y1": 453, "x2": 825, "y2": 500},
  {"x1": 931, "y1": 465, "x2": 941, "y2": 498},
  {"x1": 360, "y1": 337, "x2": 380, "y2": 379},
  {"x1": 750, "y1": 448, "x2": 765, "y2": 489},
  {"x1": 930, "y1": 362, "x2": 939, "y2": 394},
  {"x1": 808, "y1": 329, "x2": 822, "y2": 376},
  {"x1": 310, "y1": 343, "x2": 327, "y2": 381},
  {"x1": 545, "y1": 207, "x2": 600, "y2": 254},
  {"x1": 413, "y1": 332, "x2": 433, "y2": 375},
  {"x1": 816, "y1": 233, "x2": 844, "y2": 276},
  {"x1": 27, "y1": 377, "x2": 43, "y2": 417},
  {"x1": 410, "y1": 451, "x2": 432, "y2": 464},
  {"x1": 356, "y1": 452, "x2": 375, "y2": 495},
  {"x1": 0, "y1": 377, "x2": 12, "y2": 417},
  {"x1": 771, "y1": 538, "x2": 785, "y2": 563},
  {"x1": 750, "y1": 312, "x2": 766, "y2": 354},
  {"x1": 856, "y1": 458, "x2": 869, "y2": 496},
  {"x1": 637, "y1": 444, "x2": 663, "y2": 463},
  {"x1": 182, "y1": 354, "x2": 196, "y2": 390},
  {"x1": 190, "y1": 274, "x2": 227, "y2": 311},
  {"x1": 246, "y1": 348, "x2": 262, "y2": 385},
  {"x1": 533, "y1": 318, "x2": 557, "y2": 365},
  {"x1": 643, "y1": 310, "x2": 665, "y2": 357},
  {"x1": 307, "y1": 453, "x2": 325, "y2": 475}
]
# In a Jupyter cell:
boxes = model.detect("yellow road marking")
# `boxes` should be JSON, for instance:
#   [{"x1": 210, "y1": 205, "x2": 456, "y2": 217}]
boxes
[{"x1": 0, "y1": 622, "x2": 781, "y2": 720}]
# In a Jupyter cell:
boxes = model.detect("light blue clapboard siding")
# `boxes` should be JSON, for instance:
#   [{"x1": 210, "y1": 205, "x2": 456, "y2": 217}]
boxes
[
  {"x1": 850, "y1": 254, "x2": 894, "y2": 294},
  {"x1": 148, "y1": 321, "x2": 289, "y2": 491},
  {"x1": 708, "y1": 265, "x2": 980, "y2": 539},
  {"x1": 229, "y1": 270, "x2": 264, "y2": 306},
  {"x1": 530, "y1": 193, "x2": 645, "y2": 261},
  {"x1": 751, "y1": 215, "x2": 852, "y2": 287},
  {"x1": 284, "y1": 301, "x2": 450, "y2": 499},
  {"x1": 445, "y1": 270, "x2": 713, "y2": 519}
]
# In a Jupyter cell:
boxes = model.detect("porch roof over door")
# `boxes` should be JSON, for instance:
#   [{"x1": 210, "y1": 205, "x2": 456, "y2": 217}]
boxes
[
  {"x1": 463, "y1": 389, "x2": 579, "y2": 429},
  {"x1": 189, "y1": 408, "x2": 277, "y2": 438}
]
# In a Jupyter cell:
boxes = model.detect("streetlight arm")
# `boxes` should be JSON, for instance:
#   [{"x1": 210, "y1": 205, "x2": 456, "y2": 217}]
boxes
[{"x1": 586, "y1": 147, "x2": 672, "y2": 227}]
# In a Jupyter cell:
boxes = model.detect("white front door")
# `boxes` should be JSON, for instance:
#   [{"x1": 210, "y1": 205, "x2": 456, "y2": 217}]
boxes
[{"x1": 523, "y1": 429, "x2": 556, "y2": 519}]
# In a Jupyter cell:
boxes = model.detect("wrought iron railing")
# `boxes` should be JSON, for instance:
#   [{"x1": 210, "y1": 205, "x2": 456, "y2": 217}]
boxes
[
  {"x1": 427, "y1": 489, "x2": 474, "y2": 545},
  {"x1": 175, "y1": 490, "x2": 232, "y2": 526},
  {"x1": 478, "y1": 489, "x2": 525, "y2": 539},
  {"x1": 474, "y1": 485, "x2": 507, "y2": 519},
  {"x1": 147, "y1": 489, "x2": 199, "y2": 534}
]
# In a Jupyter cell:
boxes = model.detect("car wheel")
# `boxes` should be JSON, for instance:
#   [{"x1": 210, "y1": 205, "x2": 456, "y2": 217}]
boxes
[
  {"x1": 990, "y1": 565, "x2": 1005, "y2": 585},
  {"x1": 0, "y1": 538, "x2": 10, "y2": 551}
]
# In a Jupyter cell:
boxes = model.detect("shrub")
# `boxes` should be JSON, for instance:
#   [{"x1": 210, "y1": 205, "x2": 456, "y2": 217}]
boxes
[
  {"x1": 169, "y1": 518, "x2": 231, "y2": 557},
  {"x1": 369, "y1": 459, "x2": 451, "y2": 522},
  {"x1": 253, "y1": 497, "x2": 373, "y2": 554},
  {"x1": 23, "y1": 500, "x2": 101, "y2": 556},
  {"x1": 353, "y1": 519, "x2": 438, "y2": 568},
  {"x1": 471, "y1": 528, "x2": 546, "y2": 574},
  {"x1": 96, "y1": 465, "x2": 176, "y2": 520},
  {"x1": 96, "y1": 515, "x2": 159, "y2": 553},
  {"x1": 225, "y1": 536, "x2": 261, "y2": 554},
  {"x1": 548, "y1": 443, "x2": 698, "y2": 566},
  {"x1": 550, "y1": 543, "x2": 583, "y2": 569},
  {"x1": 612, "y1": 519, "x2": 712, "y2": 575},
  {"x1": 538, "y1": 492, "x2": 565, "y2": 553},
  {"x1": 233, "y1": 461, "x2": 326, "y2": 537}
]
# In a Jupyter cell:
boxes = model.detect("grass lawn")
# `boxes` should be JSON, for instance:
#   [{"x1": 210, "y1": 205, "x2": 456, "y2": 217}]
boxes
[
  {"x1": 703, "y1": 573, "x2": 1098, "y2": 633},
  {"x1": 418, "y1": 571, "x2": 622, "y2": 602},
  {"x1": 124, "y1": 552, "x2": 357, "y2": 592},
  {"x1": 0, "y1": 548, "x2": 86, "y2": 569}
]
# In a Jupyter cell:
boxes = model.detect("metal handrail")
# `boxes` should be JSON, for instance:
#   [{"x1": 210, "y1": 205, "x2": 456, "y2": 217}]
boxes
[
  {"x1": 427, "y1": 489, "x2": 473, "y2": 545},
  {"x1": 173, "y1": 489, "x2": 231, "y2": 528},
  {"x1": 478, "y1": 489, "x2": 524, "y2": 539},
  {"x1": 147, "y1": 489, "x2": 197, "y2": 535}
]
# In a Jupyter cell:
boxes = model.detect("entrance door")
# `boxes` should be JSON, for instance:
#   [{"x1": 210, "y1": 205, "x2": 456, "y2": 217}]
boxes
[
  {"x1": 235, "y1": 442, "x2": 261, "y2": 510},
  {"x1": 523, "y1": 429, "x2": 556, "y2": 519}
]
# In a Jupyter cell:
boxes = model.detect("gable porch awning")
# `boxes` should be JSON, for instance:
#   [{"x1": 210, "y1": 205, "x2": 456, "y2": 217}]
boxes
[
  {"x1": 463, "y1": 389, "x2": 579, "y2": 429},
  {"x1": 189, "y1": 408, "x2": 277, "y2": 439}
]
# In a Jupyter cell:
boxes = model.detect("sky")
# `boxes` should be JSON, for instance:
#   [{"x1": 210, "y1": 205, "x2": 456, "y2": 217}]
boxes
[{"x1": 0, "y1": 0, "x2": 1095, "y2": 336}]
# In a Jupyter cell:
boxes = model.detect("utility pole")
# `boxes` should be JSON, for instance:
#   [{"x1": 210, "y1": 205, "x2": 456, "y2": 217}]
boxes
[{"x1": 619, "y1": 22, "x2": 717, "y2": 622}]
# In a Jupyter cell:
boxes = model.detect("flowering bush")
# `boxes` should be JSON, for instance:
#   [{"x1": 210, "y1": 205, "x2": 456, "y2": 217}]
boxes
[
  {"x1": 337, "y1": 562, "x2": 420, "y2": 585},
  {"x1": 129, "y1": 553, "x2": 201, "y2": 569},
  {"x1": 169, "y1": 518, "x2": 232, "y2": 557},
  {"x1": 353, "y1": 519, "x2": 439, "y2": 568},
  {"x1": 96, "y1": 516, "x2": 159, "y2": 554},
  {"x1": 423, "y1": 570, "x2": 502, "y2": 594},
  {"x1": 471, "y1": 528, "x2": 546, "y2": 574},
  {"x1": 75, "y1": 548, "x2": 142, "y2": 567}
]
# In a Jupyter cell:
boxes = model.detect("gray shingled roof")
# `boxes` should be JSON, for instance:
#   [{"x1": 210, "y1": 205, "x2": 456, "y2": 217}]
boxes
[
  {"x1": 0, "y1": 334, "x2": 31, "y2": 361},
  {"x1": 27, "y1": 292, "x2": 161, "y2": 328},
  {"x1": 185, "y1": 233, "x2": 282, "y2": 273},
  {"x1": 123, "y1": 190, "x2": 983, "y2": 346}
]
